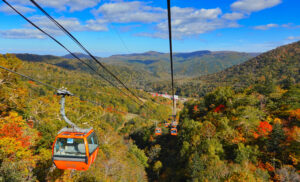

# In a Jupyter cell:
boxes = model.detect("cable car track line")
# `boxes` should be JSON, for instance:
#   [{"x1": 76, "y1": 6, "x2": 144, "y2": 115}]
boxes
[
  {"x1": 0, "y1": 65, "x2": 58, "y2": 90},
  {"x1": 30, "y1": 0, "x2": 143, "y2": 105},
  {"x1": 2, "y1": 0, "x2": 160, "y2": 116},
  {"x1": 167, "y1": 0, "x2": 176, "y2": 115},
  {"x1": 2, "y1": 0, "x2": 142, "y2": 106},
  {"x1": 0, "y1": 65, "x2": 154, "y2": 122},
  {"x1": 0, "y1": 64, "x2": 132, "y2": 113}
]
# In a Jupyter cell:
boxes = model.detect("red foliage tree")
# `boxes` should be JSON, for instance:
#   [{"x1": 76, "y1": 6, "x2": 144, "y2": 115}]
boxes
[
  {"x1": 289, "y1": 109, "x2": 300, "y2": 120},
  {"x1": 193, "y1": 105, "x2": 198, "y2": 112},
  {"x1": 0, "y1": 122, "x2": 30, "y2": 147},
  {"x1": 253, "y1": 121, "x2": 273, "y2": 138},
  {"x1": 214, "y1": 104, "x2": 225, "y2": 113}
]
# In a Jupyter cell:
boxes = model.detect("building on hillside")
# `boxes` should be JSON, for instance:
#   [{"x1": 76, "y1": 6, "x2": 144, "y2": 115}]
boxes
[{"x1": 150, "y1": 92, "x2": 179, "y2": 100}]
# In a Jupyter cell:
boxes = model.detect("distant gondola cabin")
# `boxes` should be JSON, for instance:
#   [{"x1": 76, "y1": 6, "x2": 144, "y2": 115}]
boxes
[
  {"x1": 171, "y1": 122, "x2": 178, "y2": 127},
  {"x1": 165, "y1": 122, "x2": 170, "y2": 127},
  {"x1": 171, "y1": 128, "x2": 178, "y2": 136},
  {"x1": 155, "y1": 128, "x2": 162, "y2": 136}
]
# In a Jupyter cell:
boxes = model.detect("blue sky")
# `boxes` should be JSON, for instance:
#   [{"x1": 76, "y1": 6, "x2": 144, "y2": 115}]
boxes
[{"x1": 0, "y1": 0, "x2": 299, "y2": 57}]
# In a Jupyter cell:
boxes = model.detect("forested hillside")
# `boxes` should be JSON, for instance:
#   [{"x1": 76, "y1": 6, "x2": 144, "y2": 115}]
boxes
[
  {"x1": 122, "y1": 84, "x2": 300, "y2": 181},
  {"x1": 150, "y1": 85, "x2": 300, "y2": 181},
  {"x1": 1, "y1": 0, "x2": 299, "y2": 180},
  {"x1": 102, "y1": 50, "x2": 258, "y2": 78},
  {"x1": 16, "y1": 50, "x2": 257, "y2": 86},
  {"x1": 1, "y1": 41, "x2": 299, "y2": 182},
  {"x1": 15, "y1": 53, "x2": 159, "y2": 89},
  {"x1": 150, "y1": 41, "x2": 300, "y2": 97},
  {"x1": 0, "y1": 54, "x2": 172, "y2": 181},
  {"x1": 116, "y1": 41, "x2": 299, "y2": 181}
]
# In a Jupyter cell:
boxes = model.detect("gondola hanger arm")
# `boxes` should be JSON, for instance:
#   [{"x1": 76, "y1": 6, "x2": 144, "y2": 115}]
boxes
[{"x1": 57, "y1": 88, "x2": 79, "y2": 130}]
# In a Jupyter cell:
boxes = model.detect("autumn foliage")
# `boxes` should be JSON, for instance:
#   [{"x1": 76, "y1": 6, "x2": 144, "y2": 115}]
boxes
[
  {"x1": 290, "y1": 109, "x2": 300, "y2": 120},
  {"x1": 0, "y1": 54, "x2": 159, "y2": 181},
  {"x1": 193, "y1": 105, "x2": 198, "y2": 112},
  {"x1": 253, "y1": 121, "x2": 273, "y2": 139},
  {"x1": 214, "y1": 104, "x2": 225, "y2": 112},
  {"x1": 1, "y1": 52, "x2": 300, "y2": 181}
]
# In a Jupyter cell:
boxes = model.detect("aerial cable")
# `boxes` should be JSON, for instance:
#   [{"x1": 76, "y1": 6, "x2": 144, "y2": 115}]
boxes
[
  {"x1": 167, "y1": 0, "x2": 176, "y2": 116},
  {"x1": 1, "y1": 0, "x2": 142, "y2": 106},
  {"x1": 109, "y1": 22, "x2": 131, "y2": 54},
  {"x1": 100, "y1": 14, "x2": 165, "y2": 107},
  {"x1": 0, "y1": 64, "x2": 97, "y2": 106},
  {"x1": 29, "y1": 0, "x2": 143, "y2": 105},
  {"x1": 30, "y1": 0, "x2": 166, "y2": 114},
  {"x1": 0, "y1": 65, "x2": 58, "y2": 90},
  {"x1": 2, "y1": 0, "x2": 159, "y2": 117},
  {"x1": 0, "y1": 65, "x2": 89, "y2": 105},
  {"x1": 0, "y1": 64, "x2": 130, "y2": 114}
]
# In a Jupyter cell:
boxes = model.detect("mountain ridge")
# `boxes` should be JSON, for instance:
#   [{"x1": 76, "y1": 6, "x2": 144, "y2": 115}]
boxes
[
  {"x1": 150, "y1": 41, "x2": 300, "y2": 96},
  {"x1": 14, "y1": 50, "x2": 259, "y2": 79},
  {"x1": 62, "y1": 52, "x2": 99, "y2": 59}
]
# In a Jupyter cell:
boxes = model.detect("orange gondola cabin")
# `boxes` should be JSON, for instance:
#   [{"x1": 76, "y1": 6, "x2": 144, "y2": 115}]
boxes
[
  {"x1": 52, "y1": 128, "x2": 99, "y2": 171},
  {"x1": 170, "y1": 128, "x2": 178, "y2": 136},
  {"x1": 165, "y1": 122, "x2": 170, "y2": 128},
  {"x1": 155, "y1": 128, "x2": 162, "y2": 136},
  {"x1": 171, "y1": 121, "x2": 178, "y2": 127},
  {"x1": 52, "y1": 89, "x2": 99, "y2": 171}
]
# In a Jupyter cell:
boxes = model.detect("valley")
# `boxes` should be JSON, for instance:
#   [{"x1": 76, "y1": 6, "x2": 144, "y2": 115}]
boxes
[{"x1": 1, "y1": 41, "x2": 299, "y2": 181}]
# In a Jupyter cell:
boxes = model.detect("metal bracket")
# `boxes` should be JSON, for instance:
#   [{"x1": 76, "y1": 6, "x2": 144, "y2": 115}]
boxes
[
  {"x1": 57, "y1": 87, "x2": 73, "y2": 96},
  {"x1": 57, "y1": 88, "x2": 79, "y2": 130}
]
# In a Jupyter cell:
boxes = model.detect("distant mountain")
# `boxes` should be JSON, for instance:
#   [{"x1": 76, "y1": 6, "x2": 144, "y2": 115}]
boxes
[
  {"x1": 62, "y1": 52, "x2": 99, "y2": 59},
  {"x1": 103, "y1": 50, "x2": 259, "y2": 78},
  {"x1": 14, "y1": 50, "x2": 258, "y2": 80},
  {"x1": 175, "y1": 50, "x2": 211, "y2": 58},
  {"x1": 14, "y1": 53, "x2": 158, "y2": 89},
  {"x1": 111, "y1": 51, "x2": 164, "y2": 58},
  {"x1": 13, "y1": 49, "x2": 260, "y2": 91},
  {"x1": 15, "y1": 53, "x2": 61, "y2": 63},
  {"x1": 202, "y1": 41, "x2": 300, "y2": 86},
  {"x1": 152, "y1": 41, "x2": 300, "y2": 96}
]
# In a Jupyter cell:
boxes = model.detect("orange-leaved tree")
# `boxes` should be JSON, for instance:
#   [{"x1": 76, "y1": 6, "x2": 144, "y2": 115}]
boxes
[
  {"x1": 253, "y1": 121, "x2": 272, "y2": 139},
  {"x1": 0, "y1": 111, "x2": 39, "y2": 180}
]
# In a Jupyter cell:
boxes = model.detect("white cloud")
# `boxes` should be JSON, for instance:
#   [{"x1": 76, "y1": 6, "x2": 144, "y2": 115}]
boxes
[
  {"x1": 93, "y1": 1, "x2": 165, "y2": 23},
  {"x1": 281, "y1": 23, "x2": 300, "y2": 29},
  {"x1": 155, "y1": 19, "x2": 227, "y2": 39},
  {"x1": 253, "y1": 23, "x2": 300, "y2": 30},
  {"x1": 143, "y1": 7, "x2": 238, "y2": 39},
  {"x1": 222, "y1": 12, "x2": 244, "y2": 20},
  {"x1": 0, "y1": 16, "x2": 108, "y2": 39},
  {"x1": 0, "y1": 29, "x2": 45, "y2": 39},
  {"x1": 92, "y1": 2, "x2": 243, "y2": 39},
  {"x1": 141, "y1": 21, "x2": 224, "y2": 39},
  {"x1": 29, "y1": 16, "x2": 81, "y2": 31},
  {"x1": 4, "y1": 0, "x2": 101, "y2": 12},
  {"x1": 0, "y1": 4, "x2": 35, "y2": 14},
  {"x1": 0, "y1": 1, "x2": 254, "y2": 40},
  {"x1": 231, "y1": 0, "x2": 281, "y2": 13},
  {"x1": 28, "y1": 16, "x2": 108, "y2": 32},
  {"x1": 39, "y1": 0, "x2": 101, "y2": 12},
  {"x1": 254, "y1": 23, "x2": 279, "y2": 30},
  {"x1": 286, "y1": 36, "x2": 300, "y2": 41},
  {"x1": 94, "y1": 3, "x2": 222, "y2": 39},
  {"x1": 85, "y1": 19, "x2": 108, "y2": 31},
  {"x1": 171, "y1": 6, "x2": 222, "y2": 21}
]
